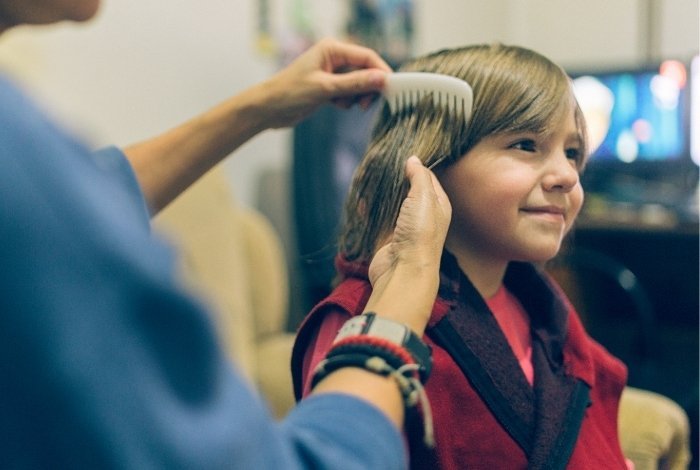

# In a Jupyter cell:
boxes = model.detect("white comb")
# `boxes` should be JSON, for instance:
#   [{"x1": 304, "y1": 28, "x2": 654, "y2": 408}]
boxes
[{"x1": 383, "y1": 72, "x2": 474, "y2": 126}]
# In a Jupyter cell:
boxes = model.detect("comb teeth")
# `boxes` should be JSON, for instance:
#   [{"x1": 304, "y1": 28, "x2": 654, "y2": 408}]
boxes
[{"x1": 384, "y1": 72, "x2": 474, "y2": 126}]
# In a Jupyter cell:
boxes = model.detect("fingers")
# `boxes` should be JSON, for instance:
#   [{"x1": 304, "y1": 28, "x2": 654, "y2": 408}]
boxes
[
  {"x1": 404, "y1": 156, "x2": 435, "y2": 196},
  {"x1": 427, "y1": 165, "x2": 451, "y2": 218},
  {"x1": 331, "y1": 90, "x2": 381, "y2": 110},
  {"x1": 315, "y1": 38, "x2": 389, "y2": 102},
  {"x1": 322, "y1": 38, "x2": 392, "y2": 73},
  {"x1": 404, "y1": 155, "x2": 452, "y2": 228},
  {"x1": 405, "y1": 155, "x2": 424, "y2": 178},
  {"x1": 328, "y1": 69, "x2": 387, "y2": 98},
  {"x1": 364, "y1": 155, "x2": 449, "y2": 335}
]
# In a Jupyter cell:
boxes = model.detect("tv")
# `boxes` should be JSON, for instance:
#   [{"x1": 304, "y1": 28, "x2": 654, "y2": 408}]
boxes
[
  {"x1": 569, "y1": 60, "x2": 698, "y2": 217},
  {"x1": 571, "y1": 61, "x2": 690, "y2": 164}
]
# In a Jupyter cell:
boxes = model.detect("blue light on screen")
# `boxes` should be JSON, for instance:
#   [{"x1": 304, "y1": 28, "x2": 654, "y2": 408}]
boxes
[{"x1": 573, "y1": 61, "x2": 688, "y2": 164}]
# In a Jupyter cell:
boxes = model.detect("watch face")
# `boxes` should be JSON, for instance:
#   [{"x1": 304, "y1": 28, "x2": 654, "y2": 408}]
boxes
[
  {"x1": 335, "y1": 314, "x2": 409, "y2": 344},
  {"x1": 336, "y1": 316, "x2": 369, "y2": 339},
  {"x1": 331, "y1": 314, "x2": 432, "y2": 382},
  {"x1": 368, "y1": 319, "x2": 409, "y2": 344}
]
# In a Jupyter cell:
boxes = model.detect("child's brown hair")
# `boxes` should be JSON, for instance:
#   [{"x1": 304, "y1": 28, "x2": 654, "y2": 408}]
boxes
[{"x1": 339, "y1": 43, "x2": 588, "y2": 265}]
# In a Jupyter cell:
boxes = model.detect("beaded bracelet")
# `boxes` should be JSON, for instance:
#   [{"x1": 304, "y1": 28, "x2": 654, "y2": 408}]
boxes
[
  {"x1": 330, "y1": 336, "x2": 417, "y2": 375},
  {"x1": 311, "y1": 349, "x2": 434, "y2": 447},
  {"x1": 310, "y1": 314, "x2": 435, "y2": 447}
]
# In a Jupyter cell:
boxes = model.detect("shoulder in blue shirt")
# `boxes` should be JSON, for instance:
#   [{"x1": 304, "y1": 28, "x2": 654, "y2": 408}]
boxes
[{"x1": 0, "y1": 74, "x2": 405, "y2": 469}]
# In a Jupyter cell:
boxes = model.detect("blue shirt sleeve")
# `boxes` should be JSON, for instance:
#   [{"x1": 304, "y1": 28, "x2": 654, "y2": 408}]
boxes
[
  {"x1": 92, "y1": 145, "x2": 152, "y2": 224},
  {"x1": 0, "y1": 75, "x2": 405, "y2": 469}
]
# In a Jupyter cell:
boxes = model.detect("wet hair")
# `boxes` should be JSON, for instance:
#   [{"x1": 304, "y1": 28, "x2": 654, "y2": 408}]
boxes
[{"x1": 339, "y1": 43, "x2": 589, "y2": 265}]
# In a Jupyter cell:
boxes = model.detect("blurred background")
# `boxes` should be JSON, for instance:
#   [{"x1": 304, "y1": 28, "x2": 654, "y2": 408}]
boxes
[
  {"x1": 0, "y1": 0, "x2": 695, "y2": 208},
  {"x1": 0, "y1": 0, "x2": 697, "y2": 466}
]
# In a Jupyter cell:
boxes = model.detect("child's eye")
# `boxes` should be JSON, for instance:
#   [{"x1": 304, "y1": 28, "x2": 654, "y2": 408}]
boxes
[
  {"x1": 565, "y1": 147, "x2": 582, "y2": 162},
  {"x1": 510, "y1": 139, "x2": 537, "y2": 152}
]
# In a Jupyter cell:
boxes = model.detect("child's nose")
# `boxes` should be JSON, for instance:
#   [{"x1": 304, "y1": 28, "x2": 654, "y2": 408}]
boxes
[{"x1": 543, "y1": 152, "x2": 580, "y2": 192}]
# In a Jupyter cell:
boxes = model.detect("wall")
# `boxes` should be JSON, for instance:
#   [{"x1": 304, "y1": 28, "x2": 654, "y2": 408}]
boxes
[
  {"x1": 0, "y1": 0, "x2": 280, "y2": 206},
  {"x1": 0, "y1": 0, "x2": 696, "y2": 207},
  {"x1": 417, "y1": 0, "x2": 698, "y2": 65}
]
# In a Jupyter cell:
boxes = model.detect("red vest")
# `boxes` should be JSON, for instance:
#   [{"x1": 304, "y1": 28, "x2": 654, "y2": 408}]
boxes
[{"x1": 292, "y1": 254, "x2": 629, "y2": 469}]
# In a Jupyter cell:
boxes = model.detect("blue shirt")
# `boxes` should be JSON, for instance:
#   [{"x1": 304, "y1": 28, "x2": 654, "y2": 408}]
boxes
[{"x1": 0, "y1": 75, "x2": 405, "y2": 469}]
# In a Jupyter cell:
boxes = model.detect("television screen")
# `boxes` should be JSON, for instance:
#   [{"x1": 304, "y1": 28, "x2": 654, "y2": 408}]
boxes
[{"x1": 571, "y1": 60, "x2": 690, "y2": 164}]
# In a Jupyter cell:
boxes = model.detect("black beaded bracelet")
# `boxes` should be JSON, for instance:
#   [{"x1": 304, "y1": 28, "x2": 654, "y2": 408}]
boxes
[
  {"x1": 311, "y1": 350, "x2": 434, "y2": 447},
  {"x1": 310, "y1": 314, "x2": 436, "y2": 447},
  {"x1": 311, "y1": 352, "x2": 411, "y2": 396}
]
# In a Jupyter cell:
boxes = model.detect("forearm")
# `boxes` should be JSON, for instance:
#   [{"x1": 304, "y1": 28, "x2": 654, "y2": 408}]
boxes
[
  {"x1": 124, "y1": 39, "x2": 389, "y2": 214},
  {"x1": 310, "y1": 265, "x2": 439, "y2": 431},
  {"x1": 123, "y1": 81, "x2": 271, "y2": 213},
  {"x1": 304, "y1": 298, "x2": 424, "y2": 430},
  {"x1": 363, "y1": 262, "x2": 439, "y2": 337},
  {"x1": 309, "y1": 157, "x2": 449, "y2": 429},
  {"x1": 312, "y1": 368, "x2": 405, "y2": 428}
]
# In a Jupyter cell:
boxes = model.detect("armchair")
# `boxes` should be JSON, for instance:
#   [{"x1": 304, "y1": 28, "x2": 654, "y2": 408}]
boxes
[{"x1": 153, "y1": 164, "x2": 295, "y2": 418}]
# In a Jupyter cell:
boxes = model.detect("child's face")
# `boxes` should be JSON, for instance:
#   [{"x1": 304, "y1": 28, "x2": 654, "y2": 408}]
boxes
[{"x1": 438, "y1": 108, "x2": 584, "y2": 268}]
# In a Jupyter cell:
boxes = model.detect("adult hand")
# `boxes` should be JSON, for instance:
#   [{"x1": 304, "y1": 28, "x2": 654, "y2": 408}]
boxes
[
  {"x1": 364, "y1": 156, "x2": 452, "y2": 335},
  {"x1": 255, "y1": 38, "x2": 391, "y2": 129}
]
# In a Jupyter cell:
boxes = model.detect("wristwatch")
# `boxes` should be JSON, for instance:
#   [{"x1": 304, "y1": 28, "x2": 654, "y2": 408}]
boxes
[{"x1": 334, "y1": 312, "x2": 432, "y2": 381}]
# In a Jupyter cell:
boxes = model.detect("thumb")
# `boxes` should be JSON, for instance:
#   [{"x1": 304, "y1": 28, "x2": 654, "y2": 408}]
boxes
[{"x1": 404, "y1": 156, "x2": 437, "y2": 203}]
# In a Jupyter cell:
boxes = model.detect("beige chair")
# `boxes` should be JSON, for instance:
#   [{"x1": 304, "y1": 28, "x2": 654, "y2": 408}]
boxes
[
  {"x1": 619, "y1": 387, "x2": 692, "y2": 470},
  {"x1": 153, "y1": 164, "x2": 295, "y2": 419}
]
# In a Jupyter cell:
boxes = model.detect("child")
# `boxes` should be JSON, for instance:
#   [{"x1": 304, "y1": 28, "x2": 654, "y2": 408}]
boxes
[{"x1": 292, "y1": 43, "x2": 630, "y2": 469}]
